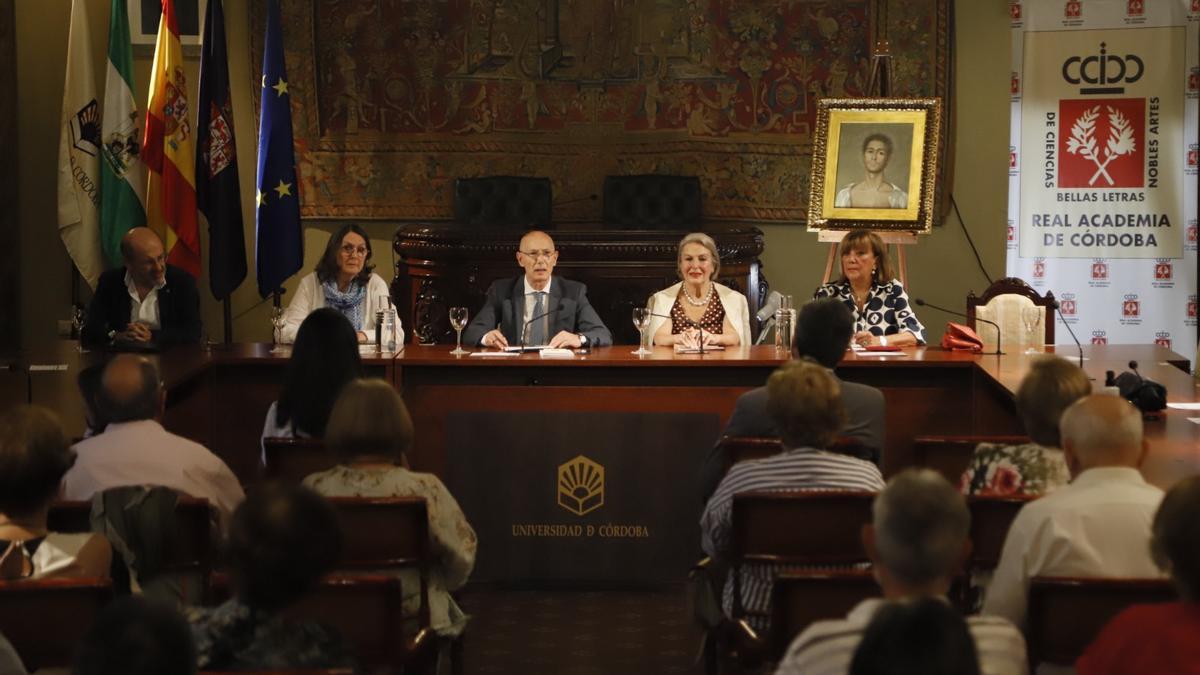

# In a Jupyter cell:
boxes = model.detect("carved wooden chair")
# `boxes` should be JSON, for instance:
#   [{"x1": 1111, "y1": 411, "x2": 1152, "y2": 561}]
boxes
[
  {"x1": 912, "y1": 435, "x2": 1031, "y2": 487},
  {"x1": 0, "y1": 576, "x2": 113, "y2": 671},
  {"x1": 768, "y1": 570, "x2": 878, "y2": 664},
  {"x1": 966, "y1": 277, "x2": 1056, "y2": 352},
  {"x1": 262, "y1": 436, "x2": 338, "y2": 483},
  {"x1": 1027, "y1": 576, "x2": 1175, "y2": 668}
]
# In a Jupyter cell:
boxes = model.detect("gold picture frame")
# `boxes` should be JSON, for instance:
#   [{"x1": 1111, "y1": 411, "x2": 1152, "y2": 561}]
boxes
[{"x1": 807, "y1": 98, "x2": 942, "y2": 233}]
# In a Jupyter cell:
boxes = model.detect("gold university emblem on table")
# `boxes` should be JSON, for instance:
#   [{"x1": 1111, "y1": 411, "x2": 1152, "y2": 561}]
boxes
[{"x1": 557, "y1": 455, "x2": 604, "y2": 516}]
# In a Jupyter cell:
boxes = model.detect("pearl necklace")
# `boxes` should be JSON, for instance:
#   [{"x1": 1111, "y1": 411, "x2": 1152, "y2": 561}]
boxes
[{"x1": 682, "y1": 282, "x2": 714, "y2": 307}]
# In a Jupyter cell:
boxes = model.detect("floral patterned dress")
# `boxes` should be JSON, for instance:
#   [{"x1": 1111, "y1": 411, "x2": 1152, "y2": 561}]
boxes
[
  {"x1": 959, "y1": 442, "x2": 1071, "y2": 497},
  {"x1": 814, "y1": 279, "x2": 927, "y2": 344}
]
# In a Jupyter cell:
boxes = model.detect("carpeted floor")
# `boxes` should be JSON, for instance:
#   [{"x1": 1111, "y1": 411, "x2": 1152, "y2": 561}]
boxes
[{"x1": 458, "y1": 585, "x2": 704, "y2": 675}]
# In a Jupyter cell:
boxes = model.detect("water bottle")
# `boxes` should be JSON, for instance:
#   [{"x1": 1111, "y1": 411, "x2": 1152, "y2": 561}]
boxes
[
  {"x1": 383, "y1": 307, "x2": 397, "y2": 352},
  {"x1": 774, "y1": 295, "x2": 795, "y2": 353}
]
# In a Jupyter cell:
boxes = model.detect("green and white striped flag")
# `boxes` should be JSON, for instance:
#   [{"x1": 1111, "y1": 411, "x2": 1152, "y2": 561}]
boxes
[{"x1": 99, "y1": 0, "x2": 146, "y2": 268}]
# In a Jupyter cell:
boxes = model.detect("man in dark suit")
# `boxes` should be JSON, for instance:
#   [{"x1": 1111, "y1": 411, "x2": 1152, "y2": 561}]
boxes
[
  {"x1": 81, "y1": 227, "x2": 202, "y2": 350},
  {"x1": 463, "y1": 230, "x2": 612, "y2": 349},
  {"x1": 699, "y1": 297, "x2": 886, "y2": 503}
]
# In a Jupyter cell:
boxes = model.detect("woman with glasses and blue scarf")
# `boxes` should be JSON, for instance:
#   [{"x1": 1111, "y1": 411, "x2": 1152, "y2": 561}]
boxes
[{"x1": 279, "y1": 224, "x2": 400, "y2": 344}]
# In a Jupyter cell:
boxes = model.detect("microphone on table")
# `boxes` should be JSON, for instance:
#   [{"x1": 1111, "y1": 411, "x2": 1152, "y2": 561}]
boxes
[
  {"x1": 520, "y1": 302, "x2": 563, "y2": 349},
  {"x1": 913, "y1": 298, "x2": 1004, "y2": 356},
  {"x1": 1047, "y1": 299, "x2": 1084, "y2": 370},
  {"x1": 1112, "y1": 359, "x2": 1168, "y2": 413},
  {"x1": 754, "y1": 291, "x2": 785, "y2": 346}
]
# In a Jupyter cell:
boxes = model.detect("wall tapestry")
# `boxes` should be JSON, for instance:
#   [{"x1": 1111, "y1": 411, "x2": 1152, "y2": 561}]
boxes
[{"x1": 252, "y1": 0, "x2": 952, "y2": 224}]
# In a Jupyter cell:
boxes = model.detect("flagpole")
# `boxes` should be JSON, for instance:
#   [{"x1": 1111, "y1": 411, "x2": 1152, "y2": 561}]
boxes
[{"x1": 223, "y1": 298, "x2": 233, "y2": 344}]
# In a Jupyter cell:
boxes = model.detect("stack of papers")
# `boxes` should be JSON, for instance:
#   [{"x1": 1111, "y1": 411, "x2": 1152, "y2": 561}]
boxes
[{"x1": 539, "y1": 348, "x2": 575, "y2": 359}]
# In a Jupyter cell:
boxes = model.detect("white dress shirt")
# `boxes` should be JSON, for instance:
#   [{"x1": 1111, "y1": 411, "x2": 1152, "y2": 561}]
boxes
[
  {"x1": 981, "y1": 466, "x2": 1165, "y2": 630},
  {"x1": 125, "y1": 271, "x2": 165, "y2": 329},
  {"x1": 63, "y1": 420, "x2": 245, "y2": 525}
]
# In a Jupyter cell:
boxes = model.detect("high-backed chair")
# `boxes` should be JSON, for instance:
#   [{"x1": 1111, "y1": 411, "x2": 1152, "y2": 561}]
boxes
[
  {"x1": 768, "y1": 570, "x2": 878, "y2": 663},
  {"x1": 1026, "y1": 576, "x2": 1175, "y2": 668},
  {"x1": 284, "y1": 574, "x2": 435, "y2": 674},
  {"x1": 0, "y1": 577, "x2": 113, "y2": 671},
  {"x1": 48, "y1": 491, "x2": 215, "y2": 603},
  {"x1": 714, "y1": 436, "x2": 876, "y2": 490},
  {"x1": 602, "y1": 175, "x2": 702, "y2": 228},
  {"x1": 912, "y1": 435, "x2": 1031, "y2": 487},
  {"x1": 966, "y1": 277, "x2": 1056, "y2": 352},
  {"x1": 262, "y1": 437, "x2": 338, "y2": 483},
  {"x1": 452, "y1": 176, "x2": 552, "y2": 228},
  {"x1": 967, "y1": 495, "x2": 1035, "y2": 573}
]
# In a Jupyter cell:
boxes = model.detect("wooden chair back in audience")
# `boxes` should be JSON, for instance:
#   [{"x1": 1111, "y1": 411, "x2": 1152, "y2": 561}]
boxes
[
  {"x1": 1026, "y1": 576, "x2": 1175, "y2": 667},
  {"x1": 967, "y1": 495, "x2": 1035, "y2": 572},
  {"x1": 326, "y1": 497, "x2": 432, "y2": 629},
  {"x1": 0, "y1": 577, "x2": 113, "y2": 671},
  {"x1": 48, "y1": 493, "x2": 215, "y2": 599},
  {"x1": 284, "y1": 574, "x2": 434, "y2": 674},
  {"x1": 769, "y1": 570, "x2": 878, "y2": 662},
  {"x1": 262, "y1": 437, "x2": 338, "y2": 482},
  {"x1": 729, "y1": 491, "x2": 875, "y2": 622},
  {"x1": 912, "y1": 435, "x2": 1031, "y2": 486},
  {"x1": 719, "y1": 436, "x2": 784, "y2": 468}
]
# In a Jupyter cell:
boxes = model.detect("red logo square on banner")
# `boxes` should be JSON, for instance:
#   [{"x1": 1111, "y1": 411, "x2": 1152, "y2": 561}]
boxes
[
  {"x1": 1009, "y1": 151, "x2": 1018, "y2": 169},
  {"x1": 1155, "y1": 337, "x2": 1172, "y2": 349},
  {"x1": 1092, "y1": 262, "x2": 1108, "y2": 279},
  {"x1": 1007, "y1": 226, "x2": 1015, "y2": 241},
  {"x1": 1011, "y1": 73, "x2": 1020, "y2": 95},
  {"x1": 1033, "y1": 261, "x2": 1046, "y2": 278},
  {"x1": 1092, "y1": 335, "x2": 1108, "y2": 345},
  {"x1": 1061, "y1": 300, "x2": 1077, "y2": 316},
  {"x1": 1060, "y1": 99, "x2": 1146, "y2": 188},
  {"x1": 1127, "y1": 0, "x2": 1144, "y2": 15},
  {"x1": 1189, "y1": 226, "x2": 1198, "y2": 243},
  {"x1": 1190, "y1": 70, "x2": 1200, "y2": 92},
  {"x1": 1065, "y1": 0, "x2": 1081, "y2": 17},
  {"x1": 1193, "y1": 0, "x2": 1199, "y2": 13},
  {"x1": 1155, "y1": 263, "x2": 1172, "y2": 280},
  {"x1": 1123, "y1": 300, "x2": 1140, "y2": 317},
  {"x1": 1189, "y1": 149, "x2": 1199, "y2": 167},
  {"x1": 1011, "y1": 3, "x2": 1022, "y2": 19},
  {"x1": 1188, "y1": 301, "x2": 1198, "y2": 318}
]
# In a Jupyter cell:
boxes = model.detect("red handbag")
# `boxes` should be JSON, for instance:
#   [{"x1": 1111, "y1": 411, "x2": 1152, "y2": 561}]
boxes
[{"x1": 941, "y1": 322, "x2": 984, "y2": 352}]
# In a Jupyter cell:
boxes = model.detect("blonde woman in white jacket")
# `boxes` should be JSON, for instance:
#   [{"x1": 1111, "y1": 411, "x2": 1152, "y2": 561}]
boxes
[{"x1": 648, "y1": 232, "x2": 751, "y2": 349}]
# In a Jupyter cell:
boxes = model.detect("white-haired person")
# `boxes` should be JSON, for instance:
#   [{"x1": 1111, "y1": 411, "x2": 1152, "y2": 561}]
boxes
[{"x1": 648, "y1": 232, "x2": 751, "y2": 350}]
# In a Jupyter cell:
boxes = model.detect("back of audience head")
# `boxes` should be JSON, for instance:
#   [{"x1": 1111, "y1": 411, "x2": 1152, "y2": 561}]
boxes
[
  {"x1": 77, "y1": 363, "x2": 108, "y2": 435},
  {"x1": 1059, "y1": 394, "x2": 1145, "y2": 476},
  {"x1": 766, "y1": 358, "x2": 846, "y2": 450},
  {"x1": 1015, "y1": 356, "x2": 1091, "y2": 447},
  {"x1": 74, "y1": 596, "x2": 196, "y2": 675},
  {"x1": 848, "y1": 597, "x2": 981, "y2": 675},
  {"x1": 227, "y1": 481, "x2": 342, "y2": 612},
  {"x1": 98, "y1": 354, "x2": 163, "y2": 423},
  {"x1": 325, "y1": 378, "x2": 414, "y2": 465},
  {"x1": 1150, "y1": 475, "x2": 1200, "y2": 602},
  {"x1": 0, "y1": 405, "x2": 76, "y2": 521},
  {"x1": 793, "y1": 298, "x2": 854, "y2": 368},
  {"x1": 868, "y1": 469, "x2": 970, "y2": 594},
  {"x1": 278, "y1": 307, "x2": 363, "y2": 436}
]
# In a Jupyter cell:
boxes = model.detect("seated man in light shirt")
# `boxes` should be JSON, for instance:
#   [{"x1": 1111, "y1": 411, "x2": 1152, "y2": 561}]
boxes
[
  {"x1": 982, "y1": 395, "x2": 1165, "y2": 631},
  {"x1": 81, "y1": 227, "x2": 202, "y2": 350},
  {"x1": 462, "y1": 229, "x2": 612, "y2": 350}
]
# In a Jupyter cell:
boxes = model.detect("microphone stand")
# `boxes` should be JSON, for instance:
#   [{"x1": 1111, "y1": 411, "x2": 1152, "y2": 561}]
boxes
[
  {"x1": 1049, "y1": 300, "x2": 1085, "y2": 370},
  {"x1": 520, "y1": 304, "x2": 561, "y2": 350},
  {"x1": 913, "y1": 298, "x2": 1004, "y2": 356}
]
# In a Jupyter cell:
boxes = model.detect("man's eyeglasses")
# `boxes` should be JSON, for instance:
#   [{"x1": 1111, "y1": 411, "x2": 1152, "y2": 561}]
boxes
[
  {"x1": 340, "y1": 244, "x2": 369, "y2": 257},
  {"x1": 519, "y1": 249, "x2": 556, "y2": 260}
]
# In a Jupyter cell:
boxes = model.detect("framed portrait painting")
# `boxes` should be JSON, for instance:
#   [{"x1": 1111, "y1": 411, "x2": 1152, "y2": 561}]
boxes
[{"x1": 808, "y1": 98, "x2": 942, "y2": 233}]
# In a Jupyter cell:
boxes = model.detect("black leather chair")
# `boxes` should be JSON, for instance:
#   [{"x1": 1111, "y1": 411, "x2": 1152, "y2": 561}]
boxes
[
  {"x1": 602, "y1": 175, "x2": 702, "y2": 228},
  {"x1": 452, "y1": 176, "x2": 552, "y2": 228}
]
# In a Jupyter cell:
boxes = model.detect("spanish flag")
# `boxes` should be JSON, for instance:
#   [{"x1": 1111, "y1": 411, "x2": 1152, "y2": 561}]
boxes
[{"x1": 142, "y1": 0, "x2": 200, "y2": 278}]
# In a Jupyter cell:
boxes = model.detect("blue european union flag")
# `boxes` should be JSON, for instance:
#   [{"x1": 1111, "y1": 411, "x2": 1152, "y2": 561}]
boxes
[{"x1": 254, "y1": 0, "x2": 302, "y2": 298}]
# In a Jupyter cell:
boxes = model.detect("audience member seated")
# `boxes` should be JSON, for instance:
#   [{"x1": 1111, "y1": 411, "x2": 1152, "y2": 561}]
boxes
[
  {"x1": 1075, "y1": 475, "x2": 1200, "y2": 674},
  {"x1": 261, "y1": 308, "x2": 363, "y2": 457},
  {"x1": 647, "y1": 232, "x2": 751, "y2": 349},
  {"x1": 960, "y1": 356, "x2": 1089, "y2": 497},
  {"x1": 775, "y1": 469, "x2": 1027, "y2": 675},
  {"x1": 701, "y1": 359, "x2": 885, "y2": 630},
  {"x1": 814, "y1": 228, "x2": 925, "y2": 347},
  {"x1": 982, "y1": 395, "x2": 1164, "y2": 630},
  {"x1": 699, "y1": 298, "x2": 886, "y2": 503},
  {"x1": 848, "y1": 597, "x2": 981, "y2": 675},
  {"x1": 304, "y1": 378, "x2": 477, "y2": 637},
  {"x1": 80, "y1": 227, "x2": 202, "y2": 350},
  {"x1": 279, "y1": 224, "x2": 399, "y2": 344},
  {"x1": 187, "y1": 482, "x2": 350, "y2": 671},
  {"x1": 0, "y1": 405, "x2": 111, "y2": 580},
  {"x1": 76, "y1": 364, "x2": 108, "y2": 439},
  {"x1": 74, "y1": 596, "x2": 196, "y2": 675},
  {"x1": 62, "y1": 355, "x2": 244, "y2": 524}
]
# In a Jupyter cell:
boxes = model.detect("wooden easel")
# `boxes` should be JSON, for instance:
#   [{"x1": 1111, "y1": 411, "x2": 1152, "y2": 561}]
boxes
[{"x1": 818, "y1": 16, "x2": 920, "y2": 287}]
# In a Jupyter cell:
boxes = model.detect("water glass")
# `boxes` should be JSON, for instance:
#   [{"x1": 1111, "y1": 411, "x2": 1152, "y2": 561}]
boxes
[
  {"x1": 631, "y1": 307, "x2": 652, "y2": 355},
  {"x1": 449, "y1": 307, "x2": 469, "y2": 355}
]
